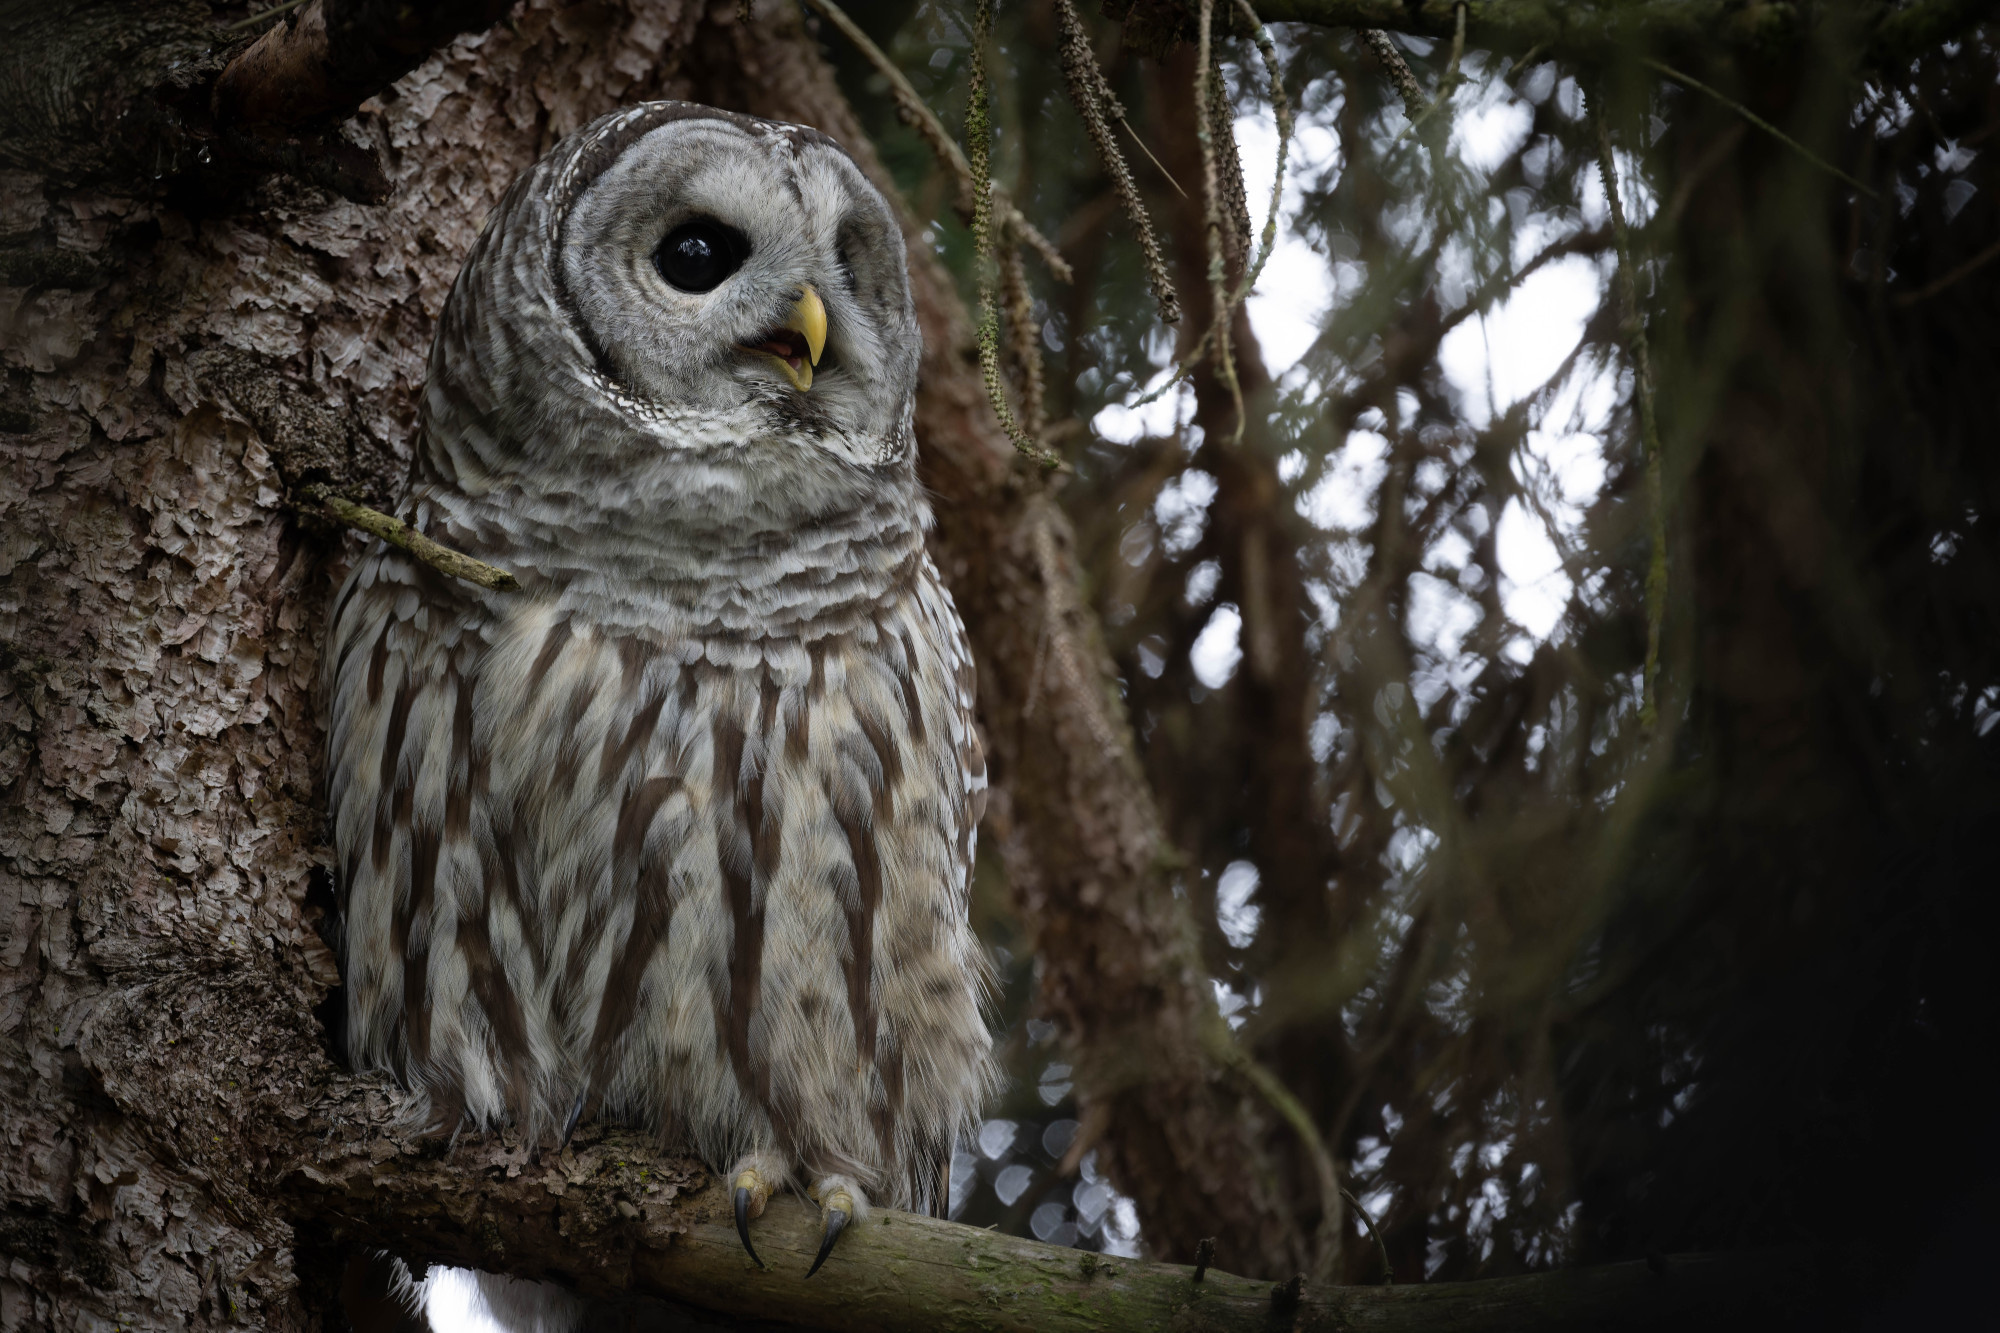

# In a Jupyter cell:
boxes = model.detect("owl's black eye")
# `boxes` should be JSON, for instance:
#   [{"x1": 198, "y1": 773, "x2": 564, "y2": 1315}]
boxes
[{"x1": 654, "y1": 221, "x2": 747, "y2": 293}]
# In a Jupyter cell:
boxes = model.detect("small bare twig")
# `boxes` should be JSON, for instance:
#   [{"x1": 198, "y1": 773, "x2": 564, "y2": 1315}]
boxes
[
  {"x1": 1894, "y1": 233, "x2": 2000, "y2": 304},
  {"x1": 1341, "y1": 1184, "x2": 1394, "y2": 1284},
  {"x1": 1591, "y1": 105, "x2": 1665, "y2": 726},
  {"x1": 222, "y1": 0, "x2": 309, "y2": 34},
  {"x1": 1641, "y1": 56, "x2": 1877, "y2": 198},
  {"x1": 1118, "y1": 120, "x2": 1189, "y2": 199},
  {"x1": 301, "y1": 486, "x2": 519, "y2": 592}
]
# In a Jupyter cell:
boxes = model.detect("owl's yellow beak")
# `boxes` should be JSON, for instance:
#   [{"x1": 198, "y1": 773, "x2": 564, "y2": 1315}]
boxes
[{"x1": 740, "y1": 284, "x2": 828, "y2": 392}]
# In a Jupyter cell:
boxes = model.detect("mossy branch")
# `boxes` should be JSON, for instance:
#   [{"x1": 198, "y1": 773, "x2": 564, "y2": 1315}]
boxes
[
  {"x1": 281, "y1": 1084, "x2": 1878, "y2": 1333},
  {"x1": 965, "y1": 0, "x2": 1062, "y2": 468},
  {"x1": 300, "y1": 485, "x2": 519, "y2": 592},
  {"x1": 1359, "y1": 28, "x2": 1429, "y2": 122},
  {"x1": 1054, "y1": 0, "x2": 1183, "y2": 324},
  {"x1": 1128, "y1": 0, "x2": 1291, "y2": 421}
]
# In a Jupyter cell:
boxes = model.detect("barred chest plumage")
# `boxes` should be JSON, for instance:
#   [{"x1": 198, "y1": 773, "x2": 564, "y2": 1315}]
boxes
[{"x1": 324, "y1": 494, "x2": 991, "y2": 1212}]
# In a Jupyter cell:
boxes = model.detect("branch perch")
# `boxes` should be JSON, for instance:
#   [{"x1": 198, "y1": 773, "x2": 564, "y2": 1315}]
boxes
[
  {"x1": 301, "y1": 486, "x2": 520, "y2": 592},
  {"x1": 281, "y1": 1082, "x2": 1876, "y2": 1333}
]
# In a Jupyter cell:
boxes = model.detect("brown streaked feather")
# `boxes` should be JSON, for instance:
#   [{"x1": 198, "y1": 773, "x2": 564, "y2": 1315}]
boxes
[
  {"x1": 836, "y1": 803, "x2": 881, "y2": 1071},
  {"x1": 599, "y1": 690, "x2": 667, "y2": 786},
  {"x1": 546, "y1": 682, "x2": 598, "y2": 795},
  {"x1": 403, "y1": 821, "x2": 440, "y2": 1068},
  {"x1": 525, "y1": 616, "x2": 573, "y2": 694},
  {"x1": 713, "y1": 715, "x2": 766, "y2": 1101},
  {"x1": 366, "y1": 618, "x2": 393, "y2": 704},
  {"x1": 872, "y1": 1039, "x2": 904, "y2": 1167},
  {"x1": 895, "y1": 628, "x2": 928, "y2": 746},
  {"x1": 587, "y1": 775, "x2": 683, "y2": 1084},
  {"x1": 855, "y1": 710, "x2": 903, "y2": 817},
  {"x1": 481, "y1": 825, "x2": 548, "y2": 984},
  {"x1": 445, "y1": 670, "x2": 475, "y2": 840},
  {"x1": 455, "y1": 904, "x2": 534, "y2": 1114}
]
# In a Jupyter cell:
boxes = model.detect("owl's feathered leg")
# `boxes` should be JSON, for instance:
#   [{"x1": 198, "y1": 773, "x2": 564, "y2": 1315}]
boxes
[
  {"x1": 805, "y1": 1174, "x2": 868, "y2": 1278},
  {"x1": 726, "y1": 1150, "x2": 786, "y2": 1268}
]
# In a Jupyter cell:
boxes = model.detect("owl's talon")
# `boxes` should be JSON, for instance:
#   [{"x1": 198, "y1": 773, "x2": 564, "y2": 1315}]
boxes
[
  {"x1": 733, "y1": 1168, "x2": 772, "y2": 1268},
  {"x1": 806, "y1": 1186, "x2": 853, "y2": 1278},
  {"x1": 559, "y1": 1090, "x2": 587, "y2": 1148}
]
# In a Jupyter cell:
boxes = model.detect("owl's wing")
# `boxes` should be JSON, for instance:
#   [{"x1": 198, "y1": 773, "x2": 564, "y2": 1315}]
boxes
[
  {"x1": 324, "y1": 552, "x2": 529, "y2": 1124},
  {"x1": 916, "y1": 557, "x2": 987, "y2": 904},
  {"x1": 900, "y1": 557, "x2": 993, "y2": 1218}
]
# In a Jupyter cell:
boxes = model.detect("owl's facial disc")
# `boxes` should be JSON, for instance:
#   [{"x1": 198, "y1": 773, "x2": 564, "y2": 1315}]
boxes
[
  {"x1": 553, "y1": 111, "x2": 922, "y2": 470},
  {"x1": 736, "y1": 285, "x2": 828, "y2": 392}
]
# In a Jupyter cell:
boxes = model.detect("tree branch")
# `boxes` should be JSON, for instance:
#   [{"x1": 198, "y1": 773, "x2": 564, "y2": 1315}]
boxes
[
  {"x1": 299, "y1": 487, "x2": 520, "y2": 593},
  {"x1": 282, "y1": 1081, "x2": 1867, "y2": 1333},
  {"x1": 1245, "y1": 0, "x2": 1985, "y2": 63}
]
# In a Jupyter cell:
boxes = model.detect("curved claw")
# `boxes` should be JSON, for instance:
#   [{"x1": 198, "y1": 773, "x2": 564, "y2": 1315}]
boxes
[
  {"x1": 734, "y1": 1185, "x2": 765, "y2": 1269},
  {"x1": 559, "y1": 1090, "x2": 588, "y2": 1149},
  {"x1": 806, "y1": 1201, "x2": 850, "y2": 1279}
]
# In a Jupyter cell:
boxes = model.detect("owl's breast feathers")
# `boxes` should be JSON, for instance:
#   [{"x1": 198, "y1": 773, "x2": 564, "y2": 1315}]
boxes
[{"x1": 324, "y1": 534, "x2": 992, "y2": 1211}]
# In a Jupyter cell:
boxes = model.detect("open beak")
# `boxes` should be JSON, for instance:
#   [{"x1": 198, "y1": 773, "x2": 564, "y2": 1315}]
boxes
[{"x1": 738, "y1": 284, "x2": 827, "y2": 392}]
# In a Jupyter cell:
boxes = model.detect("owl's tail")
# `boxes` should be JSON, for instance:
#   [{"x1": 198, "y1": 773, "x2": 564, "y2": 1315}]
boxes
[{"x1": 420, "y1": 1267, "x2": 587, "y2": 1333}]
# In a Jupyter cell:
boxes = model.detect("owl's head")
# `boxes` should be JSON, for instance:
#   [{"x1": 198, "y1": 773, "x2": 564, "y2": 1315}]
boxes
[{"x1": 426, "y1": 103, "x2": 922, "y2": 515}]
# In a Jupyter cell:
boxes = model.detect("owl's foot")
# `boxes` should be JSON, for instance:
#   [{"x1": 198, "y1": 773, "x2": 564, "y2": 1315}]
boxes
[
  {"x1": 806, "y1": 1175, "x2": 867, "y2": 1278},
  {"x1": 727, "y1": 1153, "x2": 782, "y2": 1270},
  {"x1": 732, "y1": 1173, "x2": 766, "y2": 1268}
]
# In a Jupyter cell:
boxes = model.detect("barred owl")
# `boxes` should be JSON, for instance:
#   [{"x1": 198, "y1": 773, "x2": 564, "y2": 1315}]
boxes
[{"x1": 322, "y1": 103, "x2": 995, "y2": 1303}]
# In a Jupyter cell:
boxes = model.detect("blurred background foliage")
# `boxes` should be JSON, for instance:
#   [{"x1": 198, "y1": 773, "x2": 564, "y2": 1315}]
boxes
[{"x1": 820, "y1": 0, "x2": 1998, "y2": 1300}]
